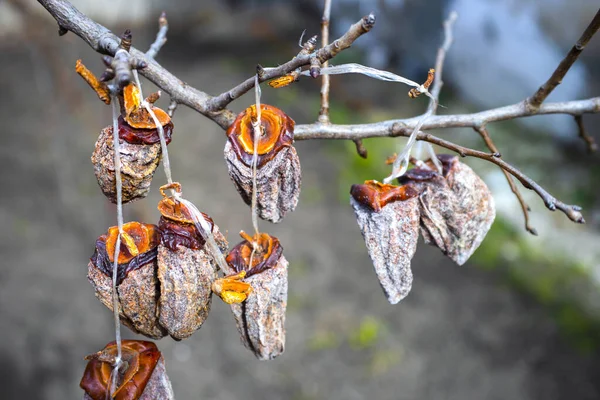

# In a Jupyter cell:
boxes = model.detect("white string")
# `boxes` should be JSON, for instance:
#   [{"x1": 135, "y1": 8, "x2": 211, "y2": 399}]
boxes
[
  {"x1": 131, "y1": 71, "x2": 230, "y2": 273},
  {"x1": 110, "y1": 96, "x2": 123, "y2": 396},
  {"x1": 248, "y1": 74, "x2": 263, "y2": 268},
  {"x1": 426, "y1": 142, "x2": 443, "y2": 173},
  {"x1": 251, "y1": 75, "x2": 261, "y2": 238},
  {"x1": 177, "y1": 198, "x2": 231, "y2": 273},
  {"x1": 299, "y1": 63, "x2": 435, "y2": 101},
  {"x1": 383, "y1": 106, "x2": 434, "y2": 183},
  {"x1": 132, "y1": 70, "x2": 174, "y2": 185}
]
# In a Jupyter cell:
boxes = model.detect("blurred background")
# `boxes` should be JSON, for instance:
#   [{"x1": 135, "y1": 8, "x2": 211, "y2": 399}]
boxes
[{"x1": 1, "y1": 0, "x2": 600, "y2": 399}]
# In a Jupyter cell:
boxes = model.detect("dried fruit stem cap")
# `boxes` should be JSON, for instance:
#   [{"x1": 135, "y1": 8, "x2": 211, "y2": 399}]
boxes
[
  {"x1": 350, "y1": 180, "x2": 419, "y2": 212},
  {"x1": 80, "y1": 340, "x2": 161, "y2": 400},
  {"x1": 123, "y1": 83, "x2": 171, "y2": 129},
  {"x1": 226, "y1": 104, "x2": 295, "y2": 168},
  {"x1": 103, "y1": 222, "x2": 159, "y2": 264},
  {"x1": 226, "y1": 231, "x2": 283, "y2": 278},
  {"x1": 157, "y1": 183, "x2": 215, "y2": 250}
]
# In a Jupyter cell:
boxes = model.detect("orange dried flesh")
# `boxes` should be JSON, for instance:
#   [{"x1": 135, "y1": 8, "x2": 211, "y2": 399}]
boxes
[
  {"x1": 123, "y1": 83, "x2": 171, "y2": 129},
  {"x1": 80, "y1": 340, "x2": 160, "y2": 400},
  {"x1": 226, "y1": 104, "x2": 294, "y2": 167},
  {"x1": 238, "y1": 232, "x2": 275, "y2": 268},
  {"x1": 157, "y1": 197, "x2": 195, "y2": 225},
  {"x1": 268, "y1": 75, "x2": 296, "y2": 88},
  {"x1": 350, "y1": 180, "x2": 419, "y2": 212},
  {"x1": 104, "y1": 222, "x2": 159, "y2": 264},
  {"x1": 212, "y1": 271, "x2": 253, "y2": 304}
]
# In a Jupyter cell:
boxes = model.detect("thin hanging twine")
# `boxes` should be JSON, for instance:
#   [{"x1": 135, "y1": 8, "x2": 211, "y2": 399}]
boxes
[
  {"x1": 109, "y1": 95, "x2": 124, "y2": 397},
  {"x1": 296, "y1": 62, "x2": 441, "y2": 182},
  {"x1": 131, "y1": 70, "x2": 230, "y2": 274},
  {"x1": 298, "y1": 63, "x2": 437, "y2": 102},
  {"x1": 248, "y1": 74, "x2": 263, "y2": 268}
]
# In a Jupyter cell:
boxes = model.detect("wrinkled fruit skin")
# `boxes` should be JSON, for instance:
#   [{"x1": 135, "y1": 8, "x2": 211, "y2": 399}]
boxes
[
  {"x1": 225, "y1": 104, "x2": 301, "y2": 223},
  {"x1": 229, "y1": 255, "x2": 288, "y2": 360},
  {"x1": 224, "y1": 140, "x2": 301, "y2": 223},
  {"x1": 87, "y1": 223, "x2": 167, "y2": 339},
  {"x1": 403, "y1": 155, "x2": 496, "y2": 265},
  {"x1": 350, "y1": 196, "x2": 420, "y2": 304},
  {"x1": 80, "y1": 340, "x2": 174, "y2": 400},
  {"x1": 157, "y1": 226, "x2": 228, "y2": 340},
  {"x1": 91, "y1": 125, "x2": 161, "y2": 204},
  {"x1": 88, "y1": 260, "x2": 167, "y2": 339}
]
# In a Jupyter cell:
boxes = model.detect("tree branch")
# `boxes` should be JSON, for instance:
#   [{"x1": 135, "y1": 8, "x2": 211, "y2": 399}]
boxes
[
  {"x1": 574, "y1": 115, "x2": 597, "y2": 153},
  {"x1": 474, "y1": 126, "x2": 537, "y2": 235},
  {"x1": 293, "y1": 97, "x2": 600, "y2": 139},
  {"x1": 207, "y1": 12, "x2": 376, "y2": 112},
  {"x1": 526, "y1": 9, "x2": 600, "y2": 109},
  {"x1": 146, "y1": 12, "x2": 168, "y2": 60},
  {"x1": 318, "y1": 0, "x2": 332, "y2": 123},
  {"x1": 37, "y1": 0, "x2": 598, "y2": 225}
]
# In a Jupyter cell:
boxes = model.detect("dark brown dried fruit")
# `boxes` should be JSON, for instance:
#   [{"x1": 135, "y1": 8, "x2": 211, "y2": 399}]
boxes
[
  {"x1": 400, "y1": 154, "x2": 496, "y2": 265},
  {"x1": 91, "y1": 118, "x2": 173, "y2": 204},
  {"x1": 225, "y1": 104, "x2": 301, "y2": 223},
  {"x1": 350, "y1": 180, "x2": 420, "y2": 304},
  {"x1": 156, "y1": 193, "x2": 228, "y2": 340},
  {"x1": 88, "y1": 222, "x2": 167, "y2": 339},
  {"x1": 80, "y1": 340, "x2": 174, "y2": 400},
  {"x1": 224, "y1": 232, "x2": 288, "y2": 360}
]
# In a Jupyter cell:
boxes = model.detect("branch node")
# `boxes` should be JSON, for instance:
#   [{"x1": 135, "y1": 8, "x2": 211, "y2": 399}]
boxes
[
  {"x1": 353, "y1": 139, "x2": 368, "y2": 159},
  {"x1": 574, "y1": 115, "x2": 597, "y2": 152},
  {"x1": 58, "y1": 24, "x2": 68, "y2": 36}
]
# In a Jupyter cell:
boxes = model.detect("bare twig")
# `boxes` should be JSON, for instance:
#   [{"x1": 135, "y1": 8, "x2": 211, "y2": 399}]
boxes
[
  {"x1": 409, "y1": 128, "x2": 583, "y2": 224},
  {"x1": 167, "y1": 98, "x2": 178, "y2": 118},
  {"x1": 208, "y1": 13, "x2": 376, "y2": 111},
  {"x1": 294, "y1": 98, "x2": 600, "y2": 140},
  {"x1": 353, "y1": 139, "x2": 368, "y2": 158},
  {"x1": 385, "y1": 11, "x2": 457, "y2": 182},
  {"x1": 146, "y1": 12, "x2": 168, "y2": 59},
  {"x1": 318, "y1": 0, "x2": 332, "y2": 124},
  {"x1": 37, "y1": 0, "x2": 598, "y2": 225},
  {"x1": 474, "y1": 126, "x2": 537, "y2": 235},
  {"x1": 527, "y1": 9, "x2": 600, "y2": 109},
  {"x1": 429, "y1": 12, "x2": 457, "y2": 103},
  {"x1": 574, "y1": 115, "x2": 597, "y2": 153}
]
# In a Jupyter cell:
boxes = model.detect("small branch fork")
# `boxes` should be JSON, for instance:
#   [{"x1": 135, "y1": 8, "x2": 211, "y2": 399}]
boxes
[
  {"x1": 527, "y1": 9, "x2": 600, "y2": 109},
  {"x1": 38, "y1": 0, "x2": 599, "y2": 226}
]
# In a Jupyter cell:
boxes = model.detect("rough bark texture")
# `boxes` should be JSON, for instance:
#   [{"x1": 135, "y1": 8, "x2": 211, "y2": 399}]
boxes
[
  {"x1": 91, "y1": 125, "x2": 162, "y2": 204},
  {"x1": 87, "y1": 261, "x2": 166, "y2": 339},
  {"x1": 350, "y1": 196, "x2": 420, "y2": 304},
  {"x1": 224, "y1": 141, "x2": 301, "y2": 223},
  {"x1": 230, "y1": 255, "x2": 288, "y2": 360},
  {"x1": 157, "y1": 228, "x2": 227, "y2": 340}
]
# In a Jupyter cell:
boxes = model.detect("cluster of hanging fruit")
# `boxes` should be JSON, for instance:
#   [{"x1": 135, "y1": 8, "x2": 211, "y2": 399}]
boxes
[
  {"x1": 77, "y1": 30, "x2": 496, "y2": 400},
  {"x1": 81, "y1": 60, "x2": 298, "y2": 397},
  {"x1": 350, "y1": 154, "x2": 496, "y2": 304}
]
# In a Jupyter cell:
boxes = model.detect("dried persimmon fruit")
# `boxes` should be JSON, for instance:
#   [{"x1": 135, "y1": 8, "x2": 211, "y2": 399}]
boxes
[{"x1": 224, "y1": 104, "x2": 300, "y2": 223}]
